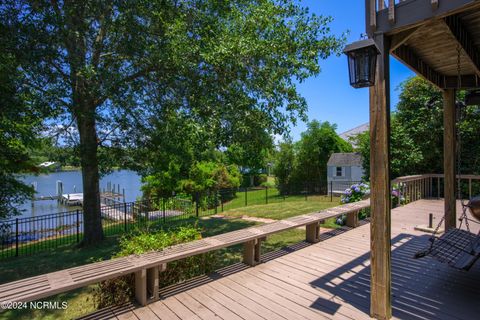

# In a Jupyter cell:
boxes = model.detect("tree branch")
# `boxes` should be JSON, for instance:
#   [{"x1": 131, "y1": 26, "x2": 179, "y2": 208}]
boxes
[
  {"x1": 93, "y1": 65, "x2": 157, "y2": 106},
  {"x1": 92, "y1": 4, "x2": 113, "y2": 68}
]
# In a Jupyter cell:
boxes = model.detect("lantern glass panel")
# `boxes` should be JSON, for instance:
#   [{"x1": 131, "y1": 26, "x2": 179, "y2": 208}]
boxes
[{"x1": 347, "y1": 46, "x2": 377, "y2": 88}]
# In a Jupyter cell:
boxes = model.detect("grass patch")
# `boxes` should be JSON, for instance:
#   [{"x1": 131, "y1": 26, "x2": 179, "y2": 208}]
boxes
[{"x1": 222, "y1": 196, "x2": 341, "y2": 220}]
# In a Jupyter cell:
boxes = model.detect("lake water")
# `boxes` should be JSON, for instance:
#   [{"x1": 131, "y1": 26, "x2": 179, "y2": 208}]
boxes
[{"x1": 18, "y1": 170, "x2": 143, "y2": 219}]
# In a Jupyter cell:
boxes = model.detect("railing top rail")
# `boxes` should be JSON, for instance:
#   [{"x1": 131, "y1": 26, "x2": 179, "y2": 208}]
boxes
[
  {"x1": 392, "y1": 174, "x2": 431, "y2": 183},
  {"x1": 392, "y1": 174, "x2": 480, "y2": 183}
]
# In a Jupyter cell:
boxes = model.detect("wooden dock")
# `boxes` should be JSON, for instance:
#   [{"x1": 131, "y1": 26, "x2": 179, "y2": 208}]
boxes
[{"x1": 86, "y1": 199, "x2": 480, "y2": 320}]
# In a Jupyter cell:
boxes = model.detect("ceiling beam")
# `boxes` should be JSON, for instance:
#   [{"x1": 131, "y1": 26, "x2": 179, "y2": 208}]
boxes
[
  {"x1": 444, "y1": 74, "x2": 480, "y2": 89},
  {"x1": 443, "y1": 15, "x2": 480, "y2": 77},
  {"x1": 392, "y1": 45, "x2": 445, "y2": 89},
  {"x1": 389, "y1": 26, "x2": 423, "y2": 52},
  {"x1": 392, "y1": 44, "x2": 480, "y2": 89}
]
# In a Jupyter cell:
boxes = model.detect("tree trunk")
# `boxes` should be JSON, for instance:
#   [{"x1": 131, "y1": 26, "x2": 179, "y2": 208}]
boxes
[{"x1": 76, "y1": 105, "x2": 104, "y2": 245}]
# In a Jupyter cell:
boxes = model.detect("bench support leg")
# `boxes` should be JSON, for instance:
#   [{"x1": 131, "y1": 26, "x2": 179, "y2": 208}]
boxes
[
  {"x1": 306, "y1": 222, "x2": 320, "y2": 243},
  {"x1": 346, "y1": 210, "x2": 359, "y2": 228},
  {"x1": 135, "y1": 263, "x2": 166, "y2": 306},
  {"x1": 244, "y1": 238, "x2": 264, "y2": 266},
  {"x1": 135, "y1": 269, "x2": 147, "y2": 306}
]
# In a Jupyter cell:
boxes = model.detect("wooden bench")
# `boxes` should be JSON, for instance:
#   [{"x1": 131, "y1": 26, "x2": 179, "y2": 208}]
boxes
[{"x1": 0, "y1": 200, "x2": 370, "y2": 307}]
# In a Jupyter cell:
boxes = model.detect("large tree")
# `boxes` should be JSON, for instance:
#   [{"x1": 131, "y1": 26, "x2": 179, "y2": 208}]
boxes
[
  {"x1": 2, "y1": 1, "x2": 343, "y2": 244},
  {"x1": 273, "y1": 121, "x2": 352, "y2": 194}
]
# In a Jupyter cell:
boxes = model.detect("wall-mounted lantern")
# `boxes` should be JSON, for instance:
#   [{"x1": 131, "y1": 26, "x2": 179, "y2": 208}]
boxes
[{"x1": 344, "y1": 38, "x2": 380, "y2": 88}]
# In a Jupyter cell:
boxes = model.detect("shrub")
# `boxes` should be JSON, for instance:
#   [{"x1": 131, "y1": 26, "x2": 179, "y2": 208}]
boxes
[
  {"x1": 93, "y1": 225, "x2": 217, "y2": 308},
  {"x1": 341, "y1": 182, "x2": 370, "y2": 204},
  {"x1": 254, "y1": 174, "x2": 268, "y2": 186},
  {"x1": 391, "y1": 183, "x2": 406, "y2": 207},
  {"x1": 337, "y1": 182, "x2": 371, "y2": 225}
]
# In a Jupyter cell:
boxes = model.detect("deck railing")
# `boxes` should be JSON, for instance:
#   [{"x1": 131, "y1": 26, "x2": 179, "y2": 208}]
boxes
[
  {"x1": 392, "y1": 173, "x2": 480, "y2": 205},
  {"x1": 369, "y1": 0, "x2": 439, "y2": 27}
]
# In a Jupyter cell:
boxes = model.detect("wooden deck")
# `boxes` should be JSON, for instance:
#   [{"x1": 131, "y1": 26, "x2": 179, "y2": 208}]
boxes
[{"x1": 85, "y1": 199, "x2": 480, "y2": 320}]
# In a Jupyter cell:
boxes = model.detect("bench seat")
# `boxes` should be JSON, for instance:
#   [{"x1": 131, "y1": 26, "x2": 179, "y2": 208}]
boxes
[{"x1": 0, "y1": 199, "x2": 370, "y2": 306}]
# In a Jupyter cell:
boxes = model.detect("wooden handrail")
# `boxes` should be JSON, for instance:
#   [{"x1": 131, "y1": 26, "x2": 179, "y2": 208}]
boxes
[{"x1": 391, "y1": 174, "x2": 480, "y2": 205}]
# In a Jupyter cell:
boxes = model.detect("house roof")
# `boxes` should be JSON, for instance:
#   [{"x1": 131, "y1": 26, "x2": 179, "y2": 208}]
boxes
[
  {"x1": 327, "y1": 153, "x2": 363, "y2": 166},
  {"x1": 339, "y1": 123, "x2": 369, "y2": 142}
]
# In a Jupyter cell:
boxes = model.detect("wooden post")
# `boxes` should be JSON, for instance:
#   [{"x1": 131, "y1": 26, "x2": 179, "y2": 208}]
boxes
[
  {"x1": 243, "y1": 238, "x2": 263, "y2": 266},
  {"x1": 443, "y1": 89, "x2": 456, "y2": 230},
  {"x1": 346, "y1": 211, "x2": 359, "y2": 228},
  {"x1": 135, "y1": 269, "x2": 147, "y2": 306},
  {"x1": 437, "y1": 177, "x2": 440, "y2": 199},
  {"x1": 369, "y1": 33, "x2": 392, "y2": 320},
  {"x1": 306, "y1": 222, "x2": 321, "y2": 243},
  {"x1": 469, "y1": 179, "x2": 472, "y2": 200},
  {"x1": 135, "y1": 264, "x2": 166, "y2": 306}
]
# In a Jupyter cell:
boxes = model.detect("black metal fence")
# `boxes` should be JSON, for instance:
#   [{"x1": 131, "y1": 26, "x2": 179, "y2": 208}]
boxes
[
  {"x1": 194, "y1": 181, "x2": 361, "y2": 216},
  {"x1": 0, "y1": 180, "x2": 362, "y2": 260},
  {"x1": 0, "y1": 197, "x2": 194, "y2": 259}
]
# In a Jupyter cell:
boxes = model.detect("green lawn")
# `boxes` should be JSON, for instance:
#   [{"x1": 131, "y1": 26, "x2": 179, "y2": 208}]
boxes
[
  {"x1": 222, "y1": 195, "x2": 341, "y2": 220},
  {"x1": 204, "y1": 186, "x2": 340, "y2": 215}
]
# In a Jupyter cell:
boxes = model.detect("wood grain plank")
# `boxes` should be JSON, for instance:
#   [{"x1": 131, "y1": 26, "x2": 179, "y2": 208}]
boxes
[
  {"x1": 174, "y1": 291, "x2": 222, "y2": 320},
  {"x1": 149, "y1": 301, "x2": 181, "y2": 320},
  {"x1": 162, "y1": 296, "x2": 202, "y2": 320}
]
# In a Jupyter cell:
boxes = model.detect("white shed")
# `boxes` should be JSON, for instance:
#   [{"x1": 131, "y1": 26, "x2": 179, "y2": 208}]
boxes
[{"x1": 327, "y1": 153, "x2": 364, "y2": 193}]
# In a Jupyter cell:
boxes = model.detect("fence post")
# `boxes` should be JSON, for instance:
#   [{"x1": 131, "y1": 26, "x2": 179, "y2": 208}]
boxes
[
  {"x1": 15, "y1": 218, "x2": 19, "y2": 257},
  {"x1": 76, "y1": 209, "x2": 80, "y2": 243},
  {"x1": 214, "y1": 192, "x2": 218, "y2": 214},
  {"x1": 266, "y1": 186, "x2": 268, "y2": 204},
  {"x1": 124, "y1": 202, "x2": 127, "y2": 232},
  {"x1": 245, "y1": 188, "x2": 247, "y2": 206},
  {"x1": 195, "y1": 193, "x2": 199, "y2": 217},
  {"x1": 330, "y1": 181, "x2": 333, "y2": 202},
  {"x1": 221, "y1": 192, "x2": 224, "y2": 212},
  {"x1": 163, "y1": 198, "x2": 166, "y2": 223}
]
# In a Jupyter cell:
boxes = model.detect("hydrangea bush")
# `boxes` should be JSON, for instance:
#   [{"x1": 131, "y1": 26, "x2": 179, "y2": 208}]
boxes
[
  {"x1": 391, "y1": 183, "x2": 406, "y2": 207},
  {"x1": 337, "y1": 183, "x2": 371, "y2": 225},
  {"x1": 341, "y1": 183, "x2": 370, "y2": 204}
]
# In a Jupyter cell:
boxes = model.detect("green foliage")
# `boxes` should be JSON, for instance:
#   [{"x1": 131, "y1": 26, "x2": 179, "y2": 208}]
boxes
[
  {"x1": 0, "y1": 29, "x2": 48, "y2": 218},
  {"x1": 114, "y1": 226, "x2": 201, "y2": 256},
  {"x1": 93, "y1": 225, "x2": 211, "y2": 308},
  {"x1": 182, "y1": 161, "x2": 242, "y2": 193},
  {"x1": 142, "y1": 161, "x2": 182, "y2": 199},
  {"x1": 355, "y1": 116, "x2": 423, "y2": 179},
  {"x1": 273, "y1": 121, "x2": 352, "y2": 194},
  {"x1": 255, "y1": 174, "x2": 268, "y2": 186},
  {"x1": 355, "y1": 76, "x2": 480, "y2": 179}
]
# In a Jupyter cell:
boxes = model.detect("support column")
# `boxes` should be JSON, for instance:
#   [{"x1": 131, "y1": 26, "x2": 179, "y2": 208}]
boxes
[
  {"x1": 369, "y1": 33, "x2": 392, "y2": 320},
  {"x1": 443, "y1": 89, "x2": 456, "y2": 230}
]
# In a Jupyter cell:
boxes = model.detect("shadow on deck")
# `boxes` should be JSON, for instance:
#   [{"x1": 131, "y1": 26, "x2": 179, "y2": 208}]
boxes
[
  {"x1": 310, "y1": 233, "x2": 480, "y2": 319},
  {"x1": 80, "y1": 200, "x2": 480, "y2": 320}
]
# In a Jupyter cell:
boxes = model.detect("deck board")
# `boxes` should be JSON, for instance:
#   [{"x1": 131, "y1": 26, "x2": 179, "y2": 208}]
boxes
[{"x1": 93, "y1": 199, "x2": 480, "y2": 319}]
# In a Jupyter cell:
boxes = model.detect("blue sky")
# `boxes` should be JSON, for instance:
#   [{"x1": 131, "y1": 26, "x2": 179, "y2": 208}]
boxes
[{"x1": 289, "y1": 0, "x2": 415, "y2": 139}]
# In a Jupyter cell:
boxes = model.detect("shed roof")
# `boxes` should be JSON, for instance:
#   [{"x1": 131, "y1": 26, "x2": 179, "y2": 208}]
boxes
[{"x1": 327, "y1": 153, "x2": 363, "y2": 166}]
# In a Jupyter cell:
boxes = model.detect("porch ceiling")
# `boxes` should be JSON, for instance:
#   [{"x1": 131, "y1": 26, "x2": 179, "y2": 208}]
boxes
[{"x1": 390, "y1": 6, "x2": 480, "y2": 89}]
